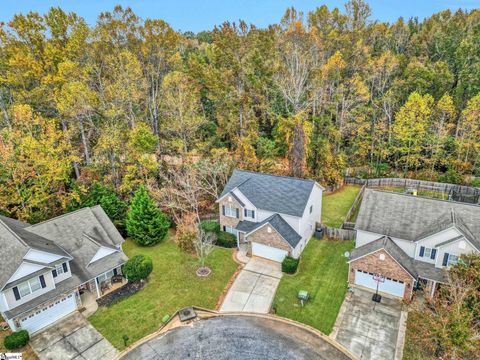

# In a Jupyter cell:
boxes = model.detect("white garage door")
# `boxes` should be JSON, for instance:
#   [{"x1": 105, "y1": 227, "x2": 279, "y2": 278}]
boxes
[
  {"x1": 19, "y1": 293, "x2": 77, "y2": 334},
  {"x1": 251, "y1": 242, "x2": 288, "y2": 262},
  {"x1": 354, "y1": 270, "x2": 405, "y2": 298}
]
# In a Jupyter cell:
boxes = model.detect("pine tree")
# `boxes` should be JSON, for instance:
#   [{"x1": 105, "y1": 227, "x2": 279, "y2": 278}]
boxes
[{"x1": 126, "y1": 185, "x2": 170, "y2": 246}]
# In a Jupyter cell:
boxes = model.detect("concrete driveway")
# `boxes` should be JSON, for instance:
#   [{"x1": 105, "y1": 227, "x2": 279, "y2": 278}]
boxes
[
  {"x1": 220, "y1": 257, "x2": 282, "y2": 313},
  {"x1": 332, "y1": 288, "x2": 405, "y2": 360},
  {"x1": 30, "y1": 312, "x2": 117, "y2": 360}
]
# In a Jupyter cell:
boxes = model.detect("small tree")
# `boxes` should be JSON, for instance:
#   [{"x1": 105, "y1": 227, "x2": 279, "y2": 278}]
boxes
[
  {"x1": 122, "y1": 254, "x2": 153, "y2": 281},
  {"x1": 194, "y1": 229, "x2": 216, "y2": 276},
  {"x1": 126, "y1": 185, "x2": 170, "y2": 246},
  {"x1": 175, "y1": 213, "x2": 197, "y2": 253}
]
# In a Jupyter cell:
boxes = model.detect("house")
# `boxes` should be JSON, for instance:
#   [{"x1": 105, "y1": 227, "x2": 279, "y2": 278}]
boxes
[
  {"x1": 217, "y1": 170, "x2": 324, "y2": 262},
  {"x1": 0, "y1": 206, "x2": 128, "y2": 334},
  {"x1": 348, "y1": 189, "x2": 480, "y2": 300}
]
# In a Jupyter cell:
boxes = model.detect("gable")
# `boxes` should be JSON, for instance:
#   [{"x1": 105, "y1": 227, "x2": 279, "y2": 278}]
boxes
[
  {"x1": 350, "y1": 248, "x2": 416, "y2": 279},
  {"x1": 6, "y1": 261, "x2": 47, "y2": 285},
  {"x1": 89, "y1": 246, "x2": 118, "y2": 265}
]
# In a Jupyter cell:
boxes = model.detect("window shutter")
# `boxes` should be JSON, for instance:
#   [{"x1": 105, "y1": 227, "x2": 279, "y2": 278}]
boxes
[
  {"x1": 13, "y1": 286, "x2": 20, "y2": 301},
  {"x1": 223, "y1": 226, "x2": 226, "y2": 232},
  {"x1": 236, "y1": 208, "x2": 239, "y2": 218},
  {"x1": 222, "y1": 205, "x2": 225, "y2": 216},
  {"x1": 39, "y1": 275, "x2": 46, "y2": 288},
  {"x1": 442, "y1": 253, "x2": 449, "y2": 266},
  {"x1": 419, "y1": 246, "x2": 425, "y2": 257},
  {"x1": 252, "y1": 210, "x2": 255, "y2": 218},
  {"x1": 62, "y1": 262, "x2": 68, "y2": 273},
  {"x1": 52, "y1": 269, "x2": 57, "y2": 278},
  {"x1": 113, "y1": 268, "x2": 118, "y2": 276},
  {"x1": 244, "y1": 209, "x2": 247, "y2": 217},
  {"x1": 430, "y1": 249, "x2": 437, "y2": 260}
]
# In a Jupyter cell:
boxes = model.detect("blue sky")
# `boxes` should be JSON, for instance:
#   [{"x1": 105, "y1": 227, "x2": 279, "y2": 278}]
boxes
[{"x1": 1, "y1": 1, "x2": 478, "y2": 32}]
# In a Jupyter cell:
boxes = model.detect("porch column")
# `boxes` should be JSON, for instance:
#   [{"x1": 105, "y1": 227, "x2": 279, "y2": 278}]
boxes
[
  {"x1": 429, "y1": 281, "x2": 436, "y2": 298},
  {"x1": 94, "y1": 278, "x2": 101, "y2": 298},
  {"x1": 236, "y1": 231, "x2": 240, "y2": 249}
]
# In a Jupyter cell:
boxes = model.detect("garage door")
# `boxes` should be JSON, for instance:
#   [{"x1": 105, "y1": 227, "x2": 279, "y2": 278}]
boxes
[
  {"x1": 354, "y1": 270, "x2": 405, "y2": 298},
  {"x1": 251, "y1": 242, "x2": 288, "y2": 262},
  {"x1": 19, "y1": 293, "x2": 77, "y2": 334}
]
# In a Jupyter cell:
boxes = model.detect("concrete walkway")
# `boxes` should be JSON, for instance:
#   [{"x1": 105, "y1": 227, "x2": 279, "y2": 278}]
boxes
[
  {"x1": 30, "y1": 312, "x2": 117, "y2": 360},
  {"x1": 332, "y1": 288, "x2": 404, "y2": 360},
  {"x1": 220, "y1": 257, "x2": 282, "y2": 313}
]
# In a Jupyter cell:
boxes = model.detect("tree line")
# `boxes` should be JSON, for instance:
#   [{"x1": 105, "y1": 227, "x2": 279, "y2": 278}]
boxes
[{"x1": 2, "y1": 1, "x2": 480, "y2": 222}]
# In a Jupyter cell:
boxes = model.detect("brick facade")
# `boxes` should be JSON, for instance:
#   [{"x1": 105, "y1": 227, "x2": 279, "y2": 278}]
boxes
[
  {"x1": 247, "y1": 225, "x2": 292, "y2": 255},
  {"x1": 348, "y1": 249, "x2": 414, "y2": 300},
  {"x1": 218, "y1": 195, "x2": 243, "y2": 229}
]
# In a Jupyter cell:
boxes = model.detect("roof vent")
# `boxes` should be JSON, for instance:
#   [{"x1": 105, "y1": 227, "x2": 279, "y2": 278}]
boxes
[{"x1": 267, "y1": 226, "x2": 272, "y2": 233}]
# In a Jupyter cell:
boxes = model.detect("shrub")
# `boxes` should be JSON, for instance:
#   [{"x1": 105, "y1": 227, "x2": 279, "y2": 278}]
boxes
[
  {"x1": 4, "y1": 330, "x2": 29, "y2": 350},
  {"x1": 126, "y1": 185, "x2": 170, "y2": 246},
  {"x1": 471, "y1": 178, "x2": 480, "y2": 188},
  {"x1": 439, "y1": 168, "x2": 463, "y2": 184},
  {"x1": 282, "y1": 256, "x2": 299, "y2": 274},
  {"x1": 200, "y1": 220, "x2": 220, "y2": 234},
  {"x1": 122, "y1": 254, "x2": 153, "y2": 281},
  {"x1": 216, "y1": 231, "x2": 237, "y2": 248},
  {"x1": 175, "y1": 216, "x2": 198, "y2": 253}
]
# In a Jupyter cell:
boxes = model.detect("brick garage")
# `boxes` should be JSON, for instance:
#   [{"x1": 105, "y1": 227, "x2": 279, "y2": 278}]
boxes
[
  {"x1": 247, "y1": 225, "x2": 292, "y2": 255},
  {"x1": 348, "y1": 249, "x2": 415, "y2": 300}
]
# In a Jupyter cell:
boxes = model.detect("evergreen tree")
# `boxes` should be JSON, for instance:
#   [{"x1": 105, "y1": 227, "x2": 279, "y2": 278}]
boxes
[{"x1": 126, "y1": 185, "x2": 170, "y2": 246}]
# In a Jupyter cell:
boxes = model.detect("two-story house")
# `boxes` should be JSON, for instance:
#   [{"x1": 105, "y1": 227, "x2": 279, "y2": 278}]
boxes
[
  {"x1": 0, "y1": 206, "x2": 128, "y2": 334},
  {"x1": 217, "y1": 170, "x2": 324, "y2": 262},
  {"x1": 348, "y1": 189, "x2": 480, "y2": 300}
]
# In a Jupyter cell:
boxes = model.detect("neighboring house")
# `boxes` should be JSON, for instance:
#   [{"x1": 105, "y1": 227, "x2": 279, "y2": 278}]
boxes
[
  {"x1": 0, "y1": 206, "x2": 128, "y2": 334},
  {"x1": 349, "y1": 189, "x2": 480, "y2": 300},
  {"x1": 217, "y1": 170, "x2": 324, "y2": 262}
]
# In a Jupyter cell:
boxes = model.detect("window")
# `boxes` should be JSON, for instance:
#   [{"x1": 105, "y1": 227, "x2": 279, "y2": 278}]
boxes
[
  {"x1": 224, "y1": 204, "x2": 237, "y2": 218},
  {"x1": 419, "y1": 246, "x2": 436, "y2": 260},
  {"x1": 309, "y1": 205, "x2": 313, "y2": 214},
  {"x1": 18, "y1": 282, "x2": 31, "y2": 297},
  {"x1": 29, "y1": 277, "x2": 42, "y2": 292},
  {"x1": 244, "y1": 209, "x2": 254, "y2": 218},
  {"x1": 97, "y1": 269, "x2": 115, "y2": 284},
  {"x1": 447, "y1": 254, "x2": 459, "y2": 266},
  {"x1": 224, "y1": 226, "x2": 237, "y2": 236},
  {"x1": 55, "y1": 263, "x2": 64, "y2": 276},
  {"x1": 423, "y1": 248, "x2": 432, "y2": 258}
]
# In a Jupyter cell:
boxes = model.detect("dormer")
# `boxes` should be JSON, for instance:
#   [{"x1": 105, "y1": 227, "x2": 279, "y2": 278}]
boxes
[{"x1": 89, "y1": 246, "x2": 118, "y2": 265}]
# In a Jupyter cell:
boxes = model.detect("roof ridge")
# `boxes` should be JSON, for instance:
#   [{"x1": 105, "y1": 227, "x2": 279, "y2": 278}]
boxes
[
  {"x1": 234, "y1": 169, "x2": 316, "y2": 184},
  {"x1": 0, "y1": 218, "x2": 29, "y2": 248},
  {"x1": 27, "y1": 207, "x2": 93, "y2": 228}
]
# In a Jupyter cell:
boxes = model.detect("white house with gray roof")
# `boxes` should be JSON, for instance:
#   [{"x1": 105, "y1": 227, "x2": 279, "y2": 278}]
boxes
[
  {"x1": 0, "y1": 206, "x2": 128, "y2": 334},
  {"x1": 348, "y1": 189, "x2": 480, "y2": 300},
  {"x1": 217, "y1": 170, "x2": 324, "y2": 262}
]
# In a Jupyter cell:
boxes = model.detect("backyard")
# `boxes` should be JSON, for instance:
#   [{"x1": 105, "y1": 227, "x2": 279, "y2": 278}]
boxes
[
  {"x1": 321, "y1": 185, "x2": 362, "y2": 228},
  {"x1": 273, "y1": 238, "x2": 355, "y2": 335},
  {"x1": 89, "y1": 236, "x2": 238, "y2": 350}
]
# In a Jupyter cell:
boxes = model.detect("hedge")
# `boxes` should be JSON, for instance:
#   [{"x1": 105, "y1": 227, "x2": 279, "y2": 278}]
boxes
[
  {"x1": 216, "y1": 231, "x2": 237, "y2": 248},
  {"x1": 200, "y1": 220, "x2": 220, "y2": 234},
  {"x1": 282, "y1": 256, "x2": 299, "y2": 274},
  {"x1": 4, "y1": 330, "x2": 29, "y2": 350}
]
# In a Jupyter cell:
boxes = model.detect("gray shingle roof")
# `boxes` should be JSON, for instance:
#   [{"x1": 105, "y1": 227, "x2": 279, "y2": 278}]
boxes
[
  {"x1": 0, "y1": 206, "x2": 127, "y2": 290},
  {"x1": 220, "y1": 170, "x2": 317, "y2": 217},
  {"x1": 350, "y1": 236, "x2": 448, "y2": 283},
  {"x1": 349, "y1": 236, "x2": 417, "y2": 278},
  {"x1": 355, "y1": 189, "x2": 480, "y2": 250},
  {"x1": 235, "y1": 220, "x2": 259, "y2": 233},
  {"x1": 242, "y1": 213, "x2": 302, "y2": 248}
]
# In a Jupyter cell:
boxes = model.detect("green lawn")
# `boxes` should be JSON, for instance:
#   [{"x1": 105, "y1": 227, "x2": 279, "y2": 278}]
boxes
[
  {"x1": 89, "y1": 237, "x2": 238, "y2": 349},
  {"x1": 322, "y1": 185, "x2": 361, "y2": 227},
  {"x1": 274, "y1": 239, "x2": 354, "y2": 335}
]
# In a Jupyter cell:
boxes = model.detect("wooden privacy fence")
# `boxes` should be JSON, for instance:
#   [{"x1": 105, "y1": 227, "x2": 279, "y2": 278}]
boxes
[
  {"x1": 344, "y1": 177, "x2": 480, "y2": 199},
  {"x1": 318, "y1": 223, "x2": 356, "y2": 241},
  {"x1": 344, "y1": 184, "x2": 366, "y2": 223}
]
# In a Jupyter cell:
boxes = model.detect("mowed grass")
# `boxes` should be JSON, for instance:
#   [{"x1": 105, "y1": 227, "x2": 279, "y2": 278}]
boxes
[
  {"x1": 274, "y1": 239, "x2": 354, "y2": 335},
  {"x1": 89, "y1": 236, "x2": 238, "y2": 350},
  {"x1": 322, "y1": 185, "x2": 361, "y2": 228}
]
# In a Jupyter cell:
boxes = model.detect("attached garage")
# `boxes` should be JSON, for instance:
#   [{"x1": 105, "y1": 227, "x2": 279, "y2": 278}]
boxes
[
  {"x1": 354, "y1": 270, "x2": 405, "y2": 298},
  {"x1": 251, "y1": 242, "x2": 288, "y2": 262},
  {"x1": 18, "y1": 293, "x2": 77, "y2": 334}
]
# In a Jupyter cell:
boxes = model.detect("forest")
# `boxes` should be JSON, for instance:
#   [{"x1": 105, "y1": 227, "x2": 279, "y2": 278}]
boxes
[{"x1": 1, "y1": 0, "x2": 480, "y2": 223}]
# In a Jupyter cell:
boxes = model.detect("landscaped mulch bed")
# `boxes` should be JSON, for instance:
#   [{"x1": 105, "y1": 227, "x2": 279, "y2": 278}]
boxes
[{"x1": 97, "y1": 281, "x2": 144, "y2": 307}]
